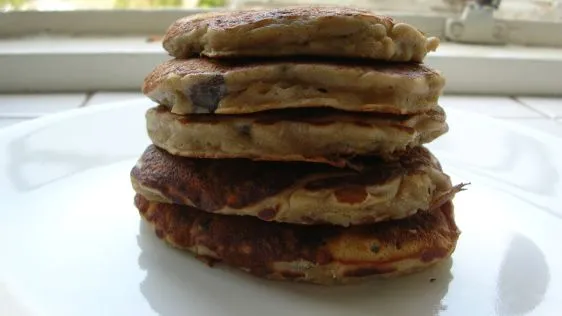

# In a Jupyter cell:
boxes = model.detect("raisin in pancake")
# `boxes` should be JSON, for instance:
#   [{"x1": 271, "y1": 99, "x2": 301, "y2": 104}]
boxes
[
  {"x1": 143, "y1": 58, "x2": 445, "y2": 115},
  {"x1": 135, "y1": 194, "x2": 460, "y2": 285},
  {"x1": 145, "y1": 105, "x2": 448, "y2": 167},
  {"x1": 163, "y1": 6, "x2": 439, "y2": 62},
  {"x1": 131, "y1": 145, "x2": 462, "y2": 226}
]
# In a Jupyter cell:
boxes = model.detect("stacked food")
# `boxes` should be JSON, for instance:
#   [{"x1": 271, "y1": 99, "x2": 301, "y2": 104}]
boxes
[{"x1": 131, "y1": 6, "x2": 465, "y2": 285}]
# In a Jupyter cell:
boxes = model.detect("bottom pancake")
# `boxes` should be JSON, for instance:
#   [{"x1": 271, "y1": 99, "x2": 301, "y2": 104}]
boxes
[{"x1": 135, "y1": 194, "x2": 460, "y2": 285}]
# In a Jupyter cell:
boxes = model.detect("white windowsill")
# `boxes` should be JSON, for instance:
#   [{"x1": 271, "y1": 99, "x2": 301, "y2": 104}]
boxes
[{"x1": 1, "y1": 36, "x2": 562, "y2": 95}]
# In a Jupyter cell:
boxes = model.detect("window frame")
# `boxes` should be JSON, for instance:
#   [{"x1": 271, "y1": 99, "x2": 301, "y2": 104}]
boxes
[
  {"x1": 0, "y1": 9, "x2": 560, "y2": 47},
  {"x1": 0, "y1": 8, "x2": 561, "y2": 95}
]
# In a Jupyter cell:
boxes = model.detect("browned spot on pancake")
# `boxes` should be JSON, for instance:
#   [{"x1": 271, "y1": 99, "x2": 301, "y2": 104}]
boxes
[
  {"x1": 199, "y1": 218, "x2": 212, "y2": 231},
  {"x1": 304, "y1": 164, "x2": 400, "y2": 193},
  {"x1": 154, "y1": 228, "x2": 164, "y2": 239},
  {"x1": 236, "y1": 124, "x2": 252, "y2": 139},
  {"x1": 226, "y1": 194, "x2": 238, "y2": 206},
  {"x1": 316, "y1": 251, "x2": 333, "y2": 265},
  {"x1": 343, "y1": 266, "x2": 397, "y2": 277},
  {"x1": 178, "y1": 116, "x2": 222, "y2": 125},
  {"x1": 165, "y1": 188, "x2": 186, "y2": 205},
  {"x1": 302, "y1": 120, "x2": 333, "y2": 127},
  {"x1": 240, "y1": 244, "x2": 252, "y2": 254},
  {"x1": 299, "y1": 215, "x2": 331, "y2": 225},
  {"x1": 196, "y1": 255, "x2": 220, "y2": 267},
  {"x1": 304, "y1": 176, "x2": 350, "y2": 191},
  {"x1": 388, "y1": 123, "x2": 415, "y2": 133},
  {"x1": 178, "y1": 117, "x2": 190, "y2": 125},
  {"x1": 155, "y1": 105, "x2": 169, "y2": 113},
  {"x1": 280, "y1": 271, "x2": 306, "y2": 279},
  {"x1": 135, "y1": 193, "x2": 149, "y2": 217},
  {"x1": 421, "y1": 247, "x2": 449, "y2": 262},
  {"x1": 312, "y1": 219, "x2": 332, "y2": 225},
  {"x1": 360, "y1": 216, "x2": 377, "y2": 224},
  {"x1": 334, "y1": 185, "x2": 368, "y2": 204},
  {"x1": 353, "y1": 120, "x2": 373, "y2": 128},
  {"x1": 257, "y1": 206, "x2": 279, "y2": 221},
  {"x1": 252, "y1": 118, "x2": 276, "y2": 126}
]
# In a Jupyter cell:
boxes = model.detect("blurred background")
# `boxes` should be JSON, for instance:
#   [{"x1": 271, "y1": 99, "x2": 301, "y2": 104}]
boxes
[
  {"x1": 0, "y1": 0, "x2": 561, "y2": 133},
  {"x1": 0, "y1": 0, "x2": 560, "y2": 21}
]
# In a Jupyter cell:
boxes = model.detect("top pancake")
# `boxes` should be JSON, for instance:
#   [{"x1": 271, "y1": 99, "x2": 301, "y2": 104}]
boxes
[{"x1": 162, "y1": 6, "x2": 440, "y2": 62}]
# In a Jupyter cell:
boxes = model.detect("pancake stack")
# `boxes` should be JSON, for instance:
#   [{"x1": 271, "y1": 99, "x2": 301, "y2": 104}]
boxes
[{"x1": 131, "y1": 6, "x2": 465, "y2": 285}]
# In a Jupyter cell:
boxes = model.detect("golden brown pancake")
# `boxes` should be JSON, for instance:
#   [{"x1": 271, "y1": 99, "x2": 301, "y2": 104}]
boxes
[
  {"x1": 163, "y1": 6, "x2": 439, "y2": 62},
  {"x1": 145, "y1": 105, "x2": 448, "y2": 167},
  {"x1": 143, "y1": 58, "x2": 445, "y2": 115},
  {"x1": 131, "y1": 145, "x2": 462, "y2": 226},
  {"x1": 135, "y1": 194, "x2": 460, "y2": 285}
]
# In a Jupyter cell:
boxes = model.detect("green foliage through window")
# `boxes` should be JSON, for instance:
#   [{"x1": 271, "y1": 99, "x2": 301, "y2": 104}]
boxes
[
  {"x1": 0, "y1": 0, "x2": 27, "y2": 10},
  {"x1": 114, "y1": 0, "x2": 186, "y2": 9},
  {"x1": 198, "y1": 0, "x2": 226, "y2": 8}
]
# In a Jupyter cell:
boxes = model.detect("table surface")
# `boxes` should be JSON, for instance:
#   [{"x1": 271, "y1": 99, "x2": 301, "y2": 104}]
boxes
[{"x1": 1, "y1": 92, "x2": 561, "y2": 138}]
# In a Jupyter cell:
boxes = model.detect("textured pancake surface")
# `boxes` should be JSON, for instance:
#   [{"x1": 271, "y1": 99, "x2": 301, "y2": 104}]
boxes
[
  {"x1": 135, "y1": 194, "x2": 460, "y2": 285},
  {"x1": 163, "y1": 6, "x2": 439, "y2": 62},
  {"x1": 131, "y1": 145, "x2": 461, "y2": 226},
  {"x1": 143, "y1": 58, "x2": 445, "y2": 115},
  {"x1": 146, "y1": 106, "x2": 448, "y2": 167}
]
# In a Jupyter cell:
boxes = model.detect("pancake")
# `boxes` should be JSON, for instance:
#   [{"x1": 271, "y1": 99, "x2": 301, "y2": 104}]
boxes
[
  {"x1": 145, "y1": 105, "x2": 448, "y2": 167},
  {"x1": 162, "y1": 6, "x2": 439, "y2": 62},
  {"x1": 143, "y1": 58, "x2": 445, "y2": 115},
  {"x1": 131, "y1": 145, "x2": 463, "y2": 226},
  {"x1": 135, "y1": 194, "x2": 460, "y2": 285}
]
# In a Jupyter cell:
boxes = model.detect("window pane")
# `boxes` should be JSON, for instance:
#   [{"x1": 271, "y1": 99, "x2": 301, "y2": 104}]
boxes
[
  {"x1": 233, "y1": 0, "x2": 562, "y2": 22},
  {"x1": 1, "y1": 0, "x2": 561, "y2": 22},
  {"x1": 496, "y1": 0, "x2": 561, "y2": 22},
  {"x1": 233, "y1": 0, "x2": 453, "y2": 15}
]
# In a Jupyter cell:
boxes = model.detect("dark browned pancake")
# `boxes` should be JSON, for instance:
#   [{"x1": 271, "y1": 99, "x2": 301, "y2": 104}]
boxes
[
  {"x1": 135, "y1": 194, "x2": 460, "y2": 285},
  {"x1": 131, "y1": 145, "x2": 462, "y2": 226},
  {"x1": 146, "y1": 105, "x2": 448, "y2": 167},
  {"x1": 143, "y1": 58, "x2": 445, "y2": 115},
  {"x1": 163, "y1": 6, "x2": 439, "y2": 62}
]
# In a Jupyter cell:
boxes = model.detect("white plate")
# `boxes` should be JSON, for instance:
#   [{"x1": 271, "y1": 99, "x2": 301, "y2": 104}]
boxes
[{"x1": 0, "y1": 100, "x2": 561, "y2": 316}]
